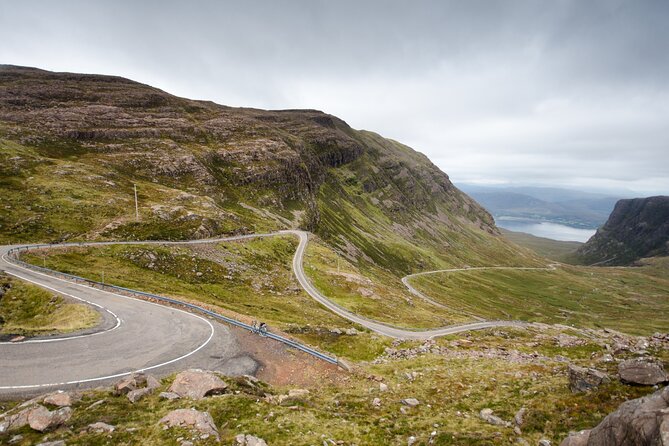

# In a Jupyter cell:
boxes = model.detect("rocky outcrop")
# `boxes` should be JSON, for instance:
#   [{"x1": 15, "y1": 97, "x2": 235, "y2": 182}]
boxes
[
  {"x1": 568, "y1": 364, "x2": 610, "y2": 393},
  {"x1": 560, "y1": 386, "x2": 669, "y2": 445},
  {"x1": 159, "y1": 408, "x2": 219, "y2": 441},
  {"x1": 577, "y1": 196, "x2": 669, "y2": 265},
  {"x1": 168, "y1": 369, "x2": 228, "y2": 400},
  {"x1": 618, "y1": 358, "x2": 668, "y2": 386}
]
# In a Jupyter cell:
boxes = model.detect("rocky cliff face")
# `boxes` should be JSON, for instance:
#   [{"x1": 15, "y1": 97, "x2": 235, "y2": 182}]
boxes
[
  {"x1": 0, "y1": 65, "x2": 522, "y2": 272},
  {"x1": 577, "y1": 196, "x2": 669, "y2": 266}
]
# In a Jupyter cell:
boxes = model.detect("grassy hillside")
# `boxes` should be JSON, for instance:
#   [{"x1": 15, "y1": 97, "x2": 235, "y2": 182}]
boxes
[
  {"x1": 407, "y1": 264, "x2": 669, "y2": 335},
  {"x1": 0, "y1": 65, "x2": 537, "y2": 279}
]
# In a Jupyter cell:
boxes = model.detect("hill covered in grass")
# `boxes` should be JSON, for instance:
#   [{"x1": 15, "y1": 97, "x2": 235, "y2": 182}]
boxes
[{"x1": 0, "y1": 65, "x2": 533, "y2": 275}]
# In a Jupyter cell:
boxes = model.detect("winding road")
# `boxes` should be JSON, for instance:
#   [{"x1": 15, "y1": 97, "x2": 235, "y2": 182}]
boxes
[{"x1": 0, "y1": 230, "x2": 542, "y2": 395}]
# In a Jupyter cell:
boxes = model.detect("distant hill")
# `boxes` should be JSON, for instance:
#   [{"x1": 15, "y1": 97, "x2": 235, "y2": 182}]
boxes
[
  {"x1": 576, "y1": 196, "x2": 669, "y2": 266},
  {"x1": 458, "y1": 184, "x2": 620, "y2": 229},
  {"x1": 500, "y1": 228, "x2": 581, "y2": 261}
]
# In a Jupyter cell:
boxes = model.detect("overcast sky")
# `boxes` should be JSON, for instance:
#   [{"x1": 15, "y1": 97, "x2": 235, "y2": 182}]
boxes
[{"x1": 1, "y1": 0, "x2": 668, "y2": 195}]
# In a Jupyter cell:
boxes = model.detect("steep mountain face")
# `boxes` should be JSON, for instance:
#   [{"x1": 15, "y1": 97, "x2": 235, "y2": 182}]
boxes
[
  {"x1": 576, "y1": 196, "x2": 669, "y2": 266},
  {"x1": 0, "y1": 65, "x2": 527, "y2": 273}
]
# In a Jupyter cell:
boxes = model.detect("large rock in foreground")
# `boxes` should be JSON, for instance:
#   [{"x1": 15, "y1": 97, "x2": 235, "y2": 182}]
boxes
[
  {"x1": 619, "y1": 358, "x2": 668, "y2": 386},
  {"x1": 560, "y1": 386, "x2": 669, "y2": 445},
  {"x1": 168, "y1": 369, "x2": 228, "y2": 400},
  {"x1": 159, "y1": 408, "x2": 219, "y2": 440}
]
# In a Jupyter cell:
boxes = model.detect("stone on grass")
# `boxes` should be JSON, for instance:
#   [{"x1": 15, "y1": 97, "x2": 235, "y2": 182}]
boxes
[
  {"x1": 235, "y1": 434, "x2": 268, "y2": 446},
  {"x1": 401, "y1": 398, "x2": 420, "y2": 407},
  {"x1": 43, "y1": 390, "x2": 77, "y2": 407},
  {"x1": 168, "y1": 369, "x2": 228, "y2": 400},
  {"x1": 127, "y1": 387, "x2": 153, "y2": 403},
  {"x1": 35, "y1": 441, "x2": 66, "y2": 446},
  {"x1": 379, "y1": 383, "x2": 388, "y2": 392},
  {"x1": 479, "y1": 408, "x2": 511, "y2": 427},
  {"x1": 88, "y1": 421, "x2": 115, "y2": 433},
  {"x1": 618, "y1": 358, "x2": 668, "y2": 385},
  {"x1": 514, "y1": 407, "x2": 526, "y2": 427},
  {"x1": 568, "y1": 364, "x2": 610, "y2": 393},
  {"x1": 27, "y1": 405, "x2": 72, "y2": 432},
  {"x1": 159, "y1": 408, "x2": 219, "y2": 441},
  {"x1": 114, "y1": 375, "x2": 139, "y2": 395}
]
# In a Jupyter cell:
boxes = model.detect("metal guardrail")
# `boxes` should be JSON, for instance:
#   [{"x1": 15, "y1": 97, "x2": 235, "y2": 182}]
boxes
[{"x1": 5, "y1": 244, "x2": 341, "y2": 367}]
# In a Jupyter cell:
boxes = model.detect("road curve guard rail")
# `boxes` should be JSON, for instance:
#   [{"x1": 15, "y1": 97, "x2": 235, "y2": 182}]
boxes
[{"x1": 5, "y1": 244, "x2": 341, "y2": 368}]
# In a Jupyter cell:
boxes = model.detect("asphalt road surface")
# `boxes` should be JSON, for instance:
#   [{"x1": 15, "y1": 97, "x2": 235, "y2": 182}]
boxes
[{"x1": 0, "y1": 244, "x2": 260, "y2": 398}]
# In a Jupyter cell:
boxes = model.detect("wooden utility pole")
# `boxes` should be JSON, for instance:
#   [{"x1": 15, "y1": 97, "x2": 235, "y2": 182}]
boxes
[{"x1": 134, "y1": 184, "x2": 139, "y2": 221}]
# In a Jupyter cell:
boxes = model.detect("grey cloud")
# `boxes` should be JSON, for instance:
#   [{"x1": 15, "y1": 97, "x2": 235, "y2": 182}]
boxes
[{"x1": 0, "y1": 0, "x2": 667, "y2": 194}]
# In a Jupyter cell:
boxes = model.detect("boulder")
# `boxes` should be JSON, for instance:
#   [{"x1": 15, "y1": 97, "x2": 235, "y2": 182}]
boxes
[
  {"x1": 88, "y1": 421, "x2": 115, "y2": 433},
  {"x1": 618, "y1": 358, "x2": 668, "y2": 385},
  {"x1": 235, "y1": 434, "x2": 268, "y2": 446},
  {"x1": 35, "y1": 441, "x2": 66, "y2": 446},
  {"x1": 43, "y1": 391, "x2": 77, "y2": 407},
  {"x1": 560, "y1": 386, "x2": 669, "y2": 445},
  {"x1": 159, "y1": 408, "x2": 219, "y2": 441},
  {"x1": 168, "y1": 369, "x2": 228, "y2": 400},
  {"x1": 568, "y1": 364, "x2": 610, "y2": 393},
  {"x1": 379, "y1": 383, "x2": 388, "y2": 392},
  {"x1": 479, "y1": 408, "x2": 511, "y2": 427},
  {"x1": 27, "y1": 405, "x2": 72, "y2": 432}
]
